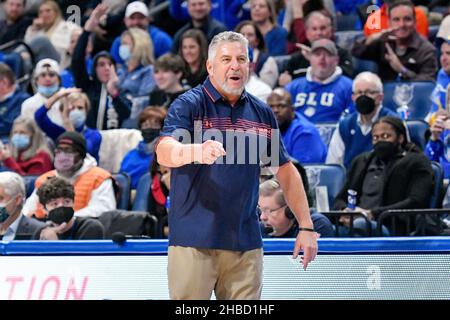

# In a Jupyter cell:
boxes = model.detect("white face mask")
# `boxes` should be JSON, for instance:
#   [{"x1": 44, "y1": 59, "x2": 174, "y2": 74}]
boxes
[
  {"x1": 69, "y1": 109, "x2": 87, "y2": 128},
  {"x1": 119, "y1": 45, "x2": 132, "y2": 62}
]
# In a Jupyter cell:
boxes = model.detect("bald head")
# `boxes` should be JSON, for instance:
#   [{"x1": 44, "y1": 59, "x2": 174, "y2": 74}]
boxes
[
  {"x1": 267, "y1": 87, "x2": 292, "y2": 106},
  {"x1": 267, "y1": 88, "x2": 294, "y2": 128}
]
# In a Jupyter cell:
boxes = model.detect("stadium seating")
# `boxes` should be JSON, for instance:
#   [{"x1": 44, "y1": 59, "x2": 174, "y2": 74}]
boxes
[
  {"x1": 315, "y1": 122, "x2": 337, "y2": 147},
  {"x1": 304, "y1": 164, "x2": 346, "y2": 209},
  {"x1": 352, "y1": 57, "x2": 378, "y2": 76},
  {"x1": 132, "y1": 172, "x2": 151, "y2": 212},
  {"x1": 382, "y1": 81, "x2": 435, "y2": 119},
  {"x1": 406, "y1": 119, "x2": 430, "y2": 150},
  {"x1": 23, "y1": 175, "x2": 38, "y2": 197},
  {"x1": 112, "y1": 172, "x2": 131, "y2": 210}
]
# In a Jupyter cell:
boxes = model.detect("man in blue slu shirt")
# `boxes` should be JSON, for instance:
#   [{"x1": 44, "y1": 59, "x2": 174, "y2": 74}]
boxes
[
  {"x1": 156, "y1": 31, "x2": 318, "y2": 300},
  {"x1": 285, "y1": 38, "x2": 353, "y2": 124}
]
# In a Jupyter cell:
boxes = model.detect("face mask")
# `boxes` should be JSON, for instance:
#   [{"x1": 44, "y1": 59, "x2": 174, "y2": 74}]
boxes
[
  {"x1": 11, "y1": 134, "x2": 30, "y2": 150},
  {"x1": 119, "y1": 45, "x2": 131, "y2": 62},
  {"x1": 54, "y1": 152, "x2": 75, "y2": 172},
  {"x1": 69, "y1": 109, "x2": 86, "y2": 128},
  {"x1": 37, "y1": 84, "x2": 59, "y2": 97},
  {"x1": 374, "y1": 141, "x2": 399, "y2": 160},
  {"x1": 141, "y1": 128, "x2": 160, "y2": 143},
  {"x1": 47, "y1": 206, "x2": 74, "y2": 225},
  {"x1": 355, "y1": 95, "x2": 376, "y2": 115},
  {"x1": 0, "y1": 197, "x2": 15, "y2": 223}
]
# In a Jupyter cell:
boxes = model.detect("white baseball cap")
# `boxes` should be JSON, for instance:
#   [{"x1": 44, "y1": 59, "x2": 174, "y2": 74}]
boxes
[
  {"x1": 34, "y1": 58, "x2": 60, "y2": 78},
  {"x1": 125, "y1": 1, "x2": 149, "y2": 18}
]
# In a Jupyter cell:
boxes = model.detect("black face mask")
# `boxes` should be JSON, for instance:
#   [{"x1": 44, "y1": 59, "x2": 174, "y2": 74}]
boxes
[
  {"x1": 355, "y1": 95, "x2": 376, "y2": 115},
  {"x1": 374, "y1": 141, "x2": 399, "y2": 160},
  {"x1": 47, "y1": 207, "x2": 74, "y2": 225},
  {"x1": 141, "y1": 128, "x2": 160, "y2": 143}
]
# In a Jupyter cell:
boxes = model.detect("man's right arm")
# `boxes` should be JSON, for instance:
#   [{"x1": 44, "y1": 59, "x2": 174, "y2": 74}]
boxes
[{"x1": 156, "y1": 137, "x2": 226, "y2": 168}]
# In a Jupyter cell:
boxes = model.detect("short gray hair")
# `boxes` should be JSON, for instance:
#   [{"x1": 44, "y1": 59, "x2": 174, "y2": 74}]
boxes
[
  {"x1": 305, "y1": 11, "x2": 333, "y2": 29},
  {"x1": 259, "y1": 179, "x2": 286, "y2": 207},
  {"x1": 353, "y1": 71, "x2": 383, "y2": 93},
  {"x1": 0, "y1": 172, "x2": 25, "y2": 198},
  {"x1": 208, "y1": 31, "x2": 249, "y2": 62}
]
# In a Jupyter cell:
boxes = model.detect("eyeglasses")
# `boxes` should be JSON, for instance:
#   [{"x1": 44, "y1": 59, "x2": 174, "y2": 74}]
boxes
[
  {"x1": 257, "y1": 205, "x2": 286, "y2": 216},
  {"x1": 353, "y1": 90, "x2": 380, "y2": 96}
]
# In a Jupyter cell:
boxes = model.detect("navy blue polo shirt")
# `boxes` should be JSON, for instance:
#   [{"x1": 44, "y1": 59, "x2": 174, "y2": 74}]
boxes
[{"x1": 159, "y1": 78, "x2": 290, "y2": 251}]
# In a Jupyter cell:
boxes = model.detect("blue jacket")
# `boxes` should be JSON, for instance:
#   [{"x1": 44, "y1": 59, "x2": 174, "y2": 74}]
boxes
[
  {"x1": 425, "y1": 132, "x2": 450, "y2": 179},
  {"x1": 282, "y1": 113, "x2": 327, "y2": 163},
  {"x1": 110, "y1": 25, "x2": 173, "y2": 65},
  {"x1": 430, "y1": 69, "x2": 450, "y2": 114},
  {"x1": 265, "y1": 26, "x2": 288, "y2": 56},
  {"x1": 34, "y1": 105, "x2": 102, "y2": 162},
  {"x1": 339, "y1": 107, "x2": 398, "y2": 168},
  {"x1": 117, "y1": 64, "x2": 155, "y2": 99},
  {"x1": 0, "y1": 87, "x2": 30, "y2": 137},
  {"x1": 169, "y1": 0, "x2": 250, "y2": 30},
  {"x1": 172, "y1": 15, "x2": 227, "y2": 53},
  {"x1": 119, "y1": 141, "x2": 153, "y2": 189}
]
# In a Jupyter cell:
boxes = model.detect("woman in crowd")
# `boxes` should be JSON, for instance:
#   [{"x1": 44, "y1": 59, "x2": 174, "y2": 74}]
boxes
[
  {"x1": 178, "y1": 29, "x2": 208, "y2": 89},
  {"x1": 117, "y1": 27, "x2": 156, "y2": 99},
  {"x1": 235, "y1": 20, "x2": 279, "y2": 88},
  {"x1": 34, "y1": 88, "x2": 102, "y2": 162},
  {"x1": 0, "y1": 116, "x2": 53, "y2": 175},
  {"x1": 120, "y1": 107, "x2": 166, "y2": 189},
  {"x1": 250, "y1": 0, "x2": 288, "y2": 56},
  {"x1": 24, "y1": 0, "x2": 81, "y2": 69}
]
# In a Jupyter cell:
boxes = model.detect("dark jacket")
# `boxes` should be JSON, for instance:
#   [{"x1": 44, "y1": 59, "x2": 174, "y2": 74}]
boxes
[
  {"x1": 171, "y1": 15, "x2": 227, "y2": 53},
  {"x1": 352, "y1": 32, "x2": 437, "y2": 82},
  {"x1": 0, "y1": 15, "x2": 32, "y2": 45},
  {"x1": 72, "y1": 30, "x2": 131, "y2": 130},
  {"x1": 16, "y1": 214, "x2": 47, "y2": 240},
  {"x1": 333, "y1": 150, "x2": 434, "y2": 217}
]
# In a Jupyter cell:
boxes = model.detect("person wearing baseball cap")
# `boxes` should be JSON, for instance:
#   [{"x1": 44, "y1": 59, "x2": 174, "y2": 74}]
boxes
[
  {"x1": 23, "y1": 131, "x2": 117, "y2": 220},
  {"x1": 285, "y1": 38, "x2": 353, "y2": 124},
  {"x1": 21, "y1": 58, "x2": 65, "y2": 127},
  {"x1": 109, "y1": 1, "x2": 173, "y2": 64}
]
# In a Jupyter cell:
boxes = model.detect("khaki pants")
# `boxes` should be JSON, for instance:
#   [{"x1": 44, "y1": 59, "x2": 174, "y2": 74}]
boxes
[{"x1": 168, "y1": 246, "x2": 263, "y2": 300}]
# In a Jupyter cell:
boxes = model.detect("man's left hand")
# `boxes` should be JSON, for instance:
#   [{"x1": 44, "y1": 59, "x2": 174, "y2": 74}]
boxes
[{"x1": 384, "y1": 43, "x2": 404, "y2": 73}]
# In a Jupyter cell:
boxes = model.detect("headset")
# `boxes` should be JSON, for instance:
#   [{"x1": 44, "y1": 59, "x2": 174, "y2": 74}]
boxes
[{"x1": 284, "y1": 206, "x2": 295, "y2": 220}]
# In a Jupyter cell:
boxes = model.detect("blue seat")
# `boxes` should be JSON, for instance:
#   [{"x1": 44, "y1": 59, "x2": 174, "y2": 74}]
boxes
[
  {"x1": 406, "y1": 119, "x2": 429, "y2": 150},
  {"x1": 352, "y1": 57, "x2": 378, "y2": 76},
  {"x1": 303, "y1": 164, "x2": 346, "y2": 209},
  {"x1": 429, "y1": 25, "x2": 439, "y2": 44},
  {"x1": 315, "y1": 122, "x2": 337, "y2": 147},
  {"x1": 336, "y1": 13, "x2": 361, "y2": 31},
  {"x1": 430, "y1": 161, "x2": 444, "y2": 209},
  {"x1": 132, "y1": 172, "x2": 151, "y2": 212},
  {"x1": 23, "y1": 175, "x2": 38, "y2": 197},
  {"x1": 273, "y1": 55, "x2": 290, "y2": 73},
  {"x1": 112, "y1": 172, "x2": 131, "y2": 210},
  {"x1": 382, "y1": 81, "x2": 435, "y2": 119}
]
